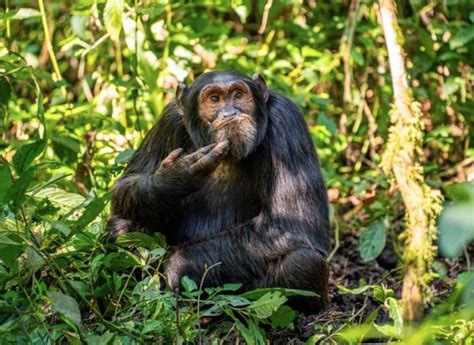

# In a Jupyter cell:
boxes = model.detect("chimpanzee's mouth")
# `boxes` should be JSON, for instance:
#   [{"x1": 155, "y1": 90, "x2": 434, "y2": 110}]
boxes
[{"x1": 213, "y1": 114, "x2": 252, "y2": 130}]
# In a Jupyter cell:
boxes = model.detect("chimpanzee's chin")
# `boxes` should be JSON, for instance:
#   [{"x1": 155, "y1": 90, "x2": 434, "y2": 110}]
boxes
[{"x1": 228, "y1": 141, "x2": 251, "y2": 160}]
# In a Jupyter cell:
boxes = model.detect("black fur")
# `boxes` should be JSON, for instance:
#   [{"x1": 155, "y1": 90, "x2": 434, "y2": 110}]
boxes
[{"x1": 108, "y1": 70, "x2": 330, "y2": 313}]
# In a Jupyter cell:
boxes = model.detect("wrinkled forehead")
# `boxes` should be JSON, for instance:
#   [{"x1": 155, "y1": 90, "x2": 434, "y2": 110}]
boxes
[
  {"x1": 193, "y1": 72, "x2": 251, "y2": 89},
  {"x1": 200, "y1": 80, "x2": 250, "y2": 95}
]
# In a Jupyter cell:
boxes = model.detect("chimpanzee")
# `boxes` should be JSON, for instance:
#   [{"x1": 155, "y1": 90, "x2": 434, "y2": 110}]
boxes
[{"x1": 107, "y1": 70, "x2": 330, "y2": 313}]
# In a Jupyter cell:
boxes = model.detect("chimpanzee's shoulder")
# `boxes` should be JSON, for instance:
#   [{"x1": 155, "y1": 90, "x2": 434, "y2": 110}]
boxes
[{"x1": 266, "y1": 91, "x2": 308, "y2": 134}]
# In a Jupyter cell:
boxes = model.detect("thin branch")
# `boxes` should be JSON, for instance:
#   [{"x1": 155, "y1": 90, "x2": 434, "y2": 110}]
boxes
[
  {"x1": 37, "y1": 0, "x2": 66, "y2": 97},
  {"x1": 258, "y1": 0, "x2": 273, "y2": 35},
  {"x1": 340, "y1": 0, "x2": 360, "y2": 104}
]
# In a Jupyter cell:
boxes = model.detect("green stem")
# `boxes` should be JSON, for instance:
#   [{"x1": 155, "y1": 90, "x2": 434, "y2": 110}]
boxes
[
  {"x1": 37, "y1": 0, "x2": 66, "y2": 97},
  {"x1": 115, "y1": 40, "x2": 123, "y2": 77},
  {"x1": 6, "y1": 0, "x2": 11, "y2": 39}
]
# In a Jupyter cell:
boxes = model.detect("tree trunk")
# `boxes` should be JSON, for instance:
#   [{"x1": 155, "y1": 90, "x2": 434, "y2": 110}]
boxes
[{"x1": 378, "y1": 0, "x2": 443, "y2": 323}]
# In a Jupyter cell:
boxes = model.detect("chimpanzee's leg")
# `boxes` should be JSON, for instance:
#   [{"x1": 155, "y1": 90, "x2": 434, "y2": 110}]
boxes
[
  {"x1": 266, "y1": 249, "x2": 329, "y2": 314},
  {"x1": 167, "y1": 244, "x2": 328, "y2": 314}
]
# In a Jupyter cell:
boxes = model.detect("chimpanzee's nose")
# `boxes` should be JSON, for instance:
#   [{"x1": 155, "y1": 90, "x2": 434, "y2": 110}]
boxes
[{"x1": 222, "y1": 109, "x2": 238, "y2": 118}]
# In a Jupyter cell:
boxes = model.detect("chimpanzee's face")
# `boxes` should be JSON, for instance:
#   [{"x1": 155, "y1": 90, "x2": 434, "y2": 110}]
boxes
[
  {"x1": 178, "y1": 71, "x2": 269, "y2": 161},
  {"x1": 197, "y1": 80, "x2": 257, "y2": 160}
]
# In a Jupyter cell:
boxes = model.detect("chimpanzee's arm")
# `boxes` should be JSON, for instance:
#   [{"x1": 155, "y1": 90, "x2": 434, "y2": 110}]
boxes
[
  {"x1": 108, "y1": 104, "x2": 192, "y2": 237},
  {"x1": 167, "y1": 93, "x2": 330, "y2": 311}
]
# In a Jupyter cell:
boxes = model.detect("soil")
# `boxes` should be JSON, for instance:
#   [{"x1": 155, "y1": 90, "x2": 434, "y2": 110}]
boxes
[{"x1": 266, "y1": 236, "x2": 473, "y2": 344}]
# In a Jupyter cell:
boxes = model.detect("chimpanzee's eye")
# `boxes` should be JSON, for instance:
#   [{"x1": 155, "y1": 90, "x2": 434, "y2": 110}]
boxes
[
  {"x1": 235, "y1": 91, "x2": 243, "y2": 99},
  {"x1": 209, "y1": 95, "x2": 219, "y2": 103}
]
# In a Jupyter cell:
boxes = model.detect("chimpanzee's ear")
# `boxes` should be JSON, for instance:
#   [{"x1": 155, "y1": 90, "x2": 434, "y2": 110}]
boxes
[
  {"x1": 176, "y1": 82, "x2": 187, "y2": 115},
  {"x1": 252, "y1": 73, "x2": 269, "y2": 103}
]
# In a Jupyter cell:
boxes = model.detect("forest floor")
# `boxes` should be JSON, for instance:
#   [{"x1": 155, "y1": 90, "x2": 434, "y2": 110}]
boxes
[{"x1": 267, "y1": 235, "x2": 473, "y2": 344}]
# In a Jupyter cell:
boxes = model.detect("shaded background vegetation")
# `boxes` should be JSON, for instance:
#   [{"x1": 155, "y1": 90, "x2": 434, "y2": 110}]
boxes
[{"x1": 0, "y1": 0, "x2": 473, "y2": 343}]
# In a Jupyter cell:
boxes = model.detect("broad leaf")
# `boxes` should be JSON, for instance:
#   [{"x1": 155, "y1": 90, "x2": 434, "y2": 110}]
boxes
[
  {"x1": 0, "y1": 164, "x2": 12, "y2": 203},
  {"x1": 242, "y1": 287, "x2": 317, "y2": 300},
  {"x1": 115, "y1": 232, "x2": 159, "y2": 249},
  {"x1": 115, "y1": 149, "x2": 135, "y2": 164},
  {"x1": 181, "y1": 276, "x2": 198, "y2": 293},
  {"x1": 69, "y1": 193, "x2": 110, "y2": 233},
  {"x1": 248, "y1": 291, "x2": 287, "y2": 319},
  {"x1": 34, "y1": 187, "x2": 85, "y2": 209},
  {"x1": 48, "y1": 291, "x2": 81, "y2": 327},
  {"x1": 0, "y1": 77, "x2": 10, "y2": 105},
  {"x1": 12, "y1": 140, "x2": 45, "y2": 174},
  {"x1": 359, "y1": 220, "x2": 387, "y2": 262},
  {"x1": 103, "y1": 251, "x2": 141, "y2": 269},
  {"x1": 0, "y1": 234, "x2": 23, "y2": 246},
  {"x1": 104, "y1": 0, "x2": 124, "y2": 41},
  {"x1": 7, "y1": 168, "x2": 34, "y2": 212},
  {"x1": 438, "y1": 202, "x2": 474, "y2": 258},
  {"x1": 270, "y1": 305, "x2": 296, "y2": 328},
  {"x1": 386, "y1": 297, "x2": 403, "y2": 337}
]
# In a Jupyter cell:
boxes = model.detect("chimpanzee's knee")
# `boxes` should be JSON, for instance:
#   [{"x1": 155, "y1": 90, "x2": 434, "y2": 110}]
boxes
[{"x1": 271, "y1": 248, "x2": 329, "y2": 314}]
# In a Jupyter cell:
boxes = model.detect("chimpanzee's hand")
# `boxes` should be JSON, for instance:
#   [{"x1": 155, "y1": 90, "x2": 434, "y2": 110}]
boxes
[{"x1": 155, "y1": 140, "x2": 230, "y2": 193}]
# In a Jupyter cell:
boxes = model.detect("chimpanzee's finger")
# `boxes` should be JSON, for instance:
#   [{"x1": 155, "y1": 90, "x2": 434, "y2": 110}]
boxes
[
  {"x1": 182, "y1": 143, "x2": 217, "y2": 164},
  {"x1": 160, "y1": 148, "x2": 184, "y2": 168},
  {"x1": 190, "y1": 140, "x2": 230, "y2": 173}
]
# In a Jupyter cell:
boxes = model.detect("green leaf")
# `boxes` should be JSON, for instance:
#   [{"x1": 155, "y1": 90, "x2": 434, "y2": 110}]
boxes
[
  {"x1": 27, "y1": 172, "x2": 70, "y2": 199},
  {"x1": 214, "y1": 294, "x2": 250, "y2": 307},
  {"x1": 386, "y1": 297, "x2": 403, "y2": 337},
  {"x1": 103, "y1": 251, "x2": 141, "y2": 269},
  {"x1": 0, "y1": 8, "x2": 41, "y2": 20},
  {"x1": 441, "y1": 77, "x2": 460, "y2": 98},
  {"x1": 84, "y1": 332, "x2": 116, "y2": 345},
  {"x1": 231, "y1": 0, "x2": 250, "y2": 24},
  {"x1": 25, "y1": 247, "x2": 45, "y2": 272},
  {"x1": 438, "y1": 202, "x2": 474, "y2": 258},
  {"x1": 70, "y1": 193, "x2": 110, "y2": 233},
  {"x1": 104, "y1": 0, "x2": 124, "y2": 42},
  {"x1": 359, "y1": 220, "x2": 387, "y2": 262},
  {"x1": 243, "y1": 287, "x2": 317, "y2": 300},
  {"x1": 7, "y1": 168, "x2": 34, "y2": 212},
  {"x1": 270, "y1": 305, "x2": 296, "y2": 328},
  {"x1": 12, "y1": 140, "x2": 46, "y2": 174},
  {"x1": 373, "y1": 324, "x2": 399, "y2": 338},
  {"x1": 0, "y1": 235, "x2": 24, "y2": 268},
  {"x1": 115, "y1": 232, "x2": 159, "y2": 249},
  {"x1": 372, "y1": 284, "x2": 394, "y2": 302},
  {"x1": 446, "y1": 183, "x2": 474, "y2": 203},
  {"x1": 317, "y1": 112, "x2": 337, "y2": 135},
  {"x1": 337, "y1": 284, "x2": 373, "y2": 295},
  {"x1": 51, "y1": 221, "x2": 72, "y2": 236},
  {"x1": 249, "y1": 291, "x2": 287, "y2": 319},
  {"x1": 115, "y1": 149, "x2": 135, "y2": 164},
  {"x1": 233, "y1": 317, "x2": 266, "y2": 345},
  {"x1": 0, "y1": 77, "x2": 10, "y2": 105},
  {"x1": 0, "y1": 234, "x2": 23, "y2": 246},
  {"x1": 181, "y1": 276, "x2": 198, "y2": 292},
  {"x1": 457, "y1": 271, "x2": 474, "y2": 310},
  {"x1": 222, "y1": 283, "x2": 242, "y2": 291},
  {"x1": 0, "y1": 164, "x2": 12, "y2": 203},
  {"x1": 34, "y1": 187, "x2": 85, "y2": 209},
  {"x1": 450, "y1": 27, "x2": 474, "y2": 49},
  {"x1": 48, "y1": 291, "x2": 81, "y2": 327}
]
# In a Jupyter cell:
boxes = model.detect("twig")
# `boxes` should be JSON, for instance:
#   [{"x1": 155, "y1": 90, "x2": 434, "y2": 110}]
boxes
[
  {"x1": 340, "y1": 0, "x2": 360, "y2": 104},
  {"x1": 197, "y1": 262, "x2": 222, "y2": 344},
  {"x1": 363, "y1": 99, "x2": 378, "y2": 160},
  {"x1": 258, "y1": 0, "x2": 273, "y2": 35},
  {"x1": 328, "y1": 221, "x2": 340, "y2": 262},
  {"x1": 37, "y1": 0, "x2": 66, "y2": 98}
]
